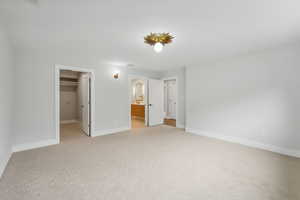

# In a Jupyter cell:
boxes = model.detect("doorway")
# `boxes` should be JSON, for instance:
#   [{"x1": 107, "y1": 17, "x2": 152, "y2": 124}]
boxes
[
  {"x1": 163, "y1": 78, "x2": 177, "y2": 127},
  {"x1": 130, "y1": 78, "x2": 147, "y2": 128},
  {"x1": 129, "y1": 76, "x2": 165, "y2": 129},
  {"x1": 55, "y1": 65, "x2": 95, "y2": 143}
]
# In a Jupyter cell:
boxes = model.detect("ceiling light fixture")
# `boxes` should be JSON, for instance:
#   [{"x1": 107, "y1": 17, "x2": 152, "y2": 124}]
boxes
[{"x1": 144, "y1": 33, "x2": 174, "y2": 53}]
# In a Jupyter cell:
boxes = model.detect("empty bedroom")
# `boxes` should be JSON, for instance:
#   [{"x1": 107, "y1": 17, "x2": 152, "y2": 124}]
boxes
[{"x1": 0, "y1": 0, "x2": 300, "y2": 200}]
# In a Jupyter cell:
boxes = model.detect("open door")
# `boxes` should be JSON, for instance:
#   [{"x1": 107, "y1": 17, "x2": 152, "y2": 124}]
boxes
[
  {"x1": 166, "y1": 80, "x2": 177, "y2": 119},
  {"x1": 148, "y1": 79, "x2": 164, "y2": 126},
  {"x1": 80, "y1": 73, "x2": 90, "y2": 136}
]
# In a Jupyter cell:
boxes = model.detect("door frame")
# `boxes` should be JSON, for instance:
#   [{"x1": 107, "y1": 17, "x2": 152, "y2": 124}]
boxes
[
  {"x1": 128, "y1": 75, "x2": 149, "y2": 128},
  {"x1": 162, "y1": 77, "x2": 178, "y2": 127},
  {"x1": 54, "y1": 64, "x2": 95, "y2": 143}
]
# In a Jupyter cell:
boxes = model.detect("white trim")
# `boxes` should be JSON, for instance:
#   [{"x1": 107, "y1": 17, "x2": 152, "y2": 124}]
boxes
[
  {"x1": 162, "y1": 76, "x2": 177, "y2": 81},
  {"x1": 0, "y1": 151, "x2": 12, "y2": 178},
  {"x1": 186, "y1": 127, "x2": 300, "y2": 158},
  {"x1": 162, "y1": 77, "x2": 178, "y2": 127},
  {"x1": 55, "y1": 64, "x2": 96, "y2": 142},
  {"x1": 60, "y1": 119, "x2": 79, "y2": 124},
  {"x1": 12, "y1": 139, "x2": 58, "y2": 153},
  {"x1": 92, "y1": 127, "x2": 130, "y2": 137}
]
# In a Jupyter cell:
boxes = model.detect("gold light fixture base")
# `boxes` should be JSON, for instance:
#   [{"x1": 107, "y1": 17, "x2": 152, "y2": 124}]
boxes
[{"x1": 144, "y1": 33, "x2": 174, "y2": 46}]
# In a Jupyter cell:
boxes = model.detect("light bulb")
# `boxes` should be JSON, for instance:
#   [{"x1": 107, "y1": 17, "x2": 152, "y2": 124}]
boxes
[{"x1": 153, "y1": 42, "x2": 163, "y2": 53}]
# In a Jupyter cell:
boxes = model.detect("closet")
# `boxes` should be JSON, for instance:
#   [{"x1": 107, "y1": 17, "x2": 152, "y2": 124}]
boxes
[
  {"x1": 59, "y1": 69, "x2": 92, "y2": 141},
  {"x1": 60, "y1": 70, "x2": 80, "y2": 123}
]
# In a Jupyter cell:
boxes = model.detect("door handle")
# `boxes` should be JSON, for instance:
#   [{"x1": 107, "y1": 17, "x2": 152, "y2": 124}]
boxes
[{"x1": 149, "y1": 104, "x2": 152, "y2": 106}]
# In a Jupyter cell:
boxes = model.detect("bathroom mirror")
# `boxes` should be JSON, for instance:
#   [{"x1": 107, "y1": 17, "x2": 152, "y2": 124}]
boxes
[{"x1": 132, "y1": 80, "x2": 144, "y2": 104}]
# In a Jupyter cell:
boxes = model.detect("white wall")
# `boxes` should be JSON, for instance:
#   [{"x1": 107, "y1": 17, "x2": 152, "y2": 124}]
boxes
[
  {"x1": 186, "y1": 43, "x2": 300, "y2": 156},
  {"x1": 60, "y1": 86, "x2": 78, "y2": 122},
  {"x1": 128, "y1": 68, "x2": 162, "y2": 79},
  {"x1": 0, "y1": 25, "x2": 14, "y2": 177},
  {"x1": 14, "y1": 47, "x2": 129, "y2": 147},
  {"x1": 160, "y1": 67, "x2": 186, "y2": 128}
]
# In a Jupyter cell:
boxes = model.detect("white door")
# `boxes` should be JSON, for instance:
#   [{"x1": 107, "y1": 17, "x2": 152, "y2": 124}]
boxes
[
  {"x1": 148, "y1": 79, "x2": 164, "y2": 126},
  {"x1": 80, "y1": 74, "x2": 90, "y2": 136},
  {"x1": 166, "y1": 80, "x2": 176, "y2": 119}
]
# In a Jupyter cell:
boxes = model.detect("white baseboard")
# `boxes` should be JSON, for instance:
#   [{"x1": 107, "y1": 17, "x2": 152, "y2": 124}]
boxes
[
  {"x1": 176, "y1": 124, "x2": 185, "y2": 129},
  {"x1": 60, "y1": 119, "x2": 79, "y2": 124},
  {"x1": 12, "y1": 139, "x2": 58, "y2": 153},
  {"x1": 93, "y1": 127, "x2": 130, "y2": 137},
  {"x1": 0, "y1": 150, "x2": 12, "y2": 179},
  {"x1": 186, "y1": 127, "x2": 300, "y2": 158}
]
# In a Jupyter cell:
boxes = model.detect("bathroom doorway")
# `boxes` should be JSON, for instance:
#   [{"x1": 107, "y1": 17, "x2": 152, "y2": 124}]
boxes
[
  {"x1": 130, "y1": 78, "x2": 147, "y2": 128},
  {"x1": 129, "y1": 76, "x2": 164, "y2": 129}
]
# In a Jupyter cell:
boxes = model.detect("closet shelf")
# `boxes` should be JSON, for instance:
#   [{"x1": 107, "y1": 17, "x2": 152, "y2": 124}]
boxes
[
  {"x1": 60, "y1": 74, "x2": 78, "y2": 79},
  {"x1": 60, "y1": 81, "x2": 78, "y2": 86}
]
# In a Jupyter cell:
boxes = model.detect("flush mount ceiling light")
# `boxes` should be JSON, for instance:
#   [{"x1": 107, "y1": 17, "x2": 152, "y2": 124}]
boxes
[{"x1": 144, "y1": 33, "x2": 174, "y2": 53}]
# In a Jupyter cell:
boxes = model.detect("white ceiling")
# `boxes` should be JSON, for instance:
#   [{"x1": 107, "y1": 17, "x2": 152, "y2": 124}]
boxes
[{"x1": 1, "y1": 0, "x2": 300, "y2": 70}]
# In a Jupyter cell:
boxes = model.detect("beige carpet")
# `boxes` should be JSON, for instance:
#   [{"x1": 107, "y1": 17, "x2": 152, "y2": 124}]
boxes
[
  {"x1": 60, "y1": 123, "x2": 89, "y2": 143},
  {"x1": 1, "y1": 125, "x2": 300, "y2": 200}
]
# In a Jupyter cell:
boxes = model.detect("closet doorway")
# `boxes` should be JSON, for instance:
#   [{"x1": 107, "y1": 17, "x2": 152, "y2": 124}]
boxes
[
  {"x1": 163, "y1": 78, "x2": 177, "y2": 127},
  {"x1": 55, "y1": 65, "x2": 95, "y2": 143}
]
